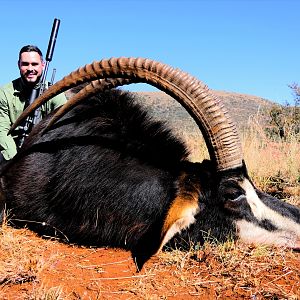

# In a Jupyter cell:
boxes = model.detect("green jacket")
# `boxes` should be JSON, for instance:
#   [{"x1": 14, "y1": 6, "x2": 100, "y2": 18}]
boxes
[{"x1": 0, "y1": 78, "x2": 67, "y2": 160}]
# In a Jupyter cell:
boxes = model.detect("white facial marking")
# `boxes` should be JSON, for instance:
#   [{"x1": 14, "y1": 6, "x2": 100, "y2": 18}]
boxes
[
  {"x1": 238, "y1": 179, "x2": 300, "y2": 246},
  {"x1": 236, "y1": 219, "x2": 300, "y2": 248},
  {"x1": 159, "y1": 206, "x2": 200, "y2": 253}
]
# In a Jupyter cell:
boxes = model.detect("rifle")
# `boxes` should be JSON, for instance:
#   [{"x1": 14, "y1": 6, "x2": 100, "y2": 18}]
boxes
[{"x1": 17, "y1": 18, "x2": 61, "y2": 148}]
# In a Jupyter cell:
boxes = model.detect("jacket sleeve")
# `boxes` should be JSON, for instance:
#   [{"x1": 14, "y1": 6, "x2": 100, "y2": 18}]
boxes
[
  {"x1": 50, "y1": 92, "x2": 67, "y2": 111},
  {"x1": 0, "y1": 90, "x2": 17, "y2": 160}
]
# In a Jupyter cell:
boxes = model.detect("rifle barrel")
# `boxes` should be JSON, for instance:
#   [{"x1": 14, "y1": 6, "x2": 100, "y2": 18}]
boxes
[{"x1": 46, "y1": 18, "x2": 60, "y2": 62}]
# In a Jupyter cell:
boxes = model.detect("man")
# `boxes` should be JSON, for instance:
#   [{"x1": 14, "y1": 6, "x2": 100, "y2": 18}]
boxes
[{"x1": 0, "y1": 45, "x2": 67, "y2": 162}]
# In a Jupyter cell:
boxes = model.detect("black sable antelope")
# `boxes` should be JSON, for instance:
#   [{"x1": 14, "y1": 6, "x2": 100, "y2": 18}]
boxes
[{"x1": 1, "y1": 57, "x2": 300, "y2": 270}]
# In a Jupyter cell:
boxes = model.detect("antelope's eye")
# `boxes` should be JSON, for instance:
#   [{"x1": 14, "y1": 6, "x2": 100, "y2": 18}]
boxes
[
  {"x1": 221, "y1": 181, "x2": 245, "y2": 202},
  {"x1": 224, "y1": 190, "x2": 245, "y2": 201},
  {"x1": 224, "y1": 195, "x2": 247, "y2": 212}
]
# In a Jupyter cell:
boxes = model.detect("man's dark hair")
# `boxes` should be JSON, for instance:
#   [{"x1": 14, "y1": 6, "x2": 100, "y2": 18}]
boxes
[{"x1": 18, "y1": 45, "x2": 43, "y2": 61}]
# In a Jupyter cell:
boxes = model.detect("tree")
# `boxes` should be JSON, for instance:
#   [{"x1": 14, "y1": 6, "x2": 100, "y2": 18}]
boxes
[{"x1": 266, "y1": 83, "x2": 300, "y2": 140}]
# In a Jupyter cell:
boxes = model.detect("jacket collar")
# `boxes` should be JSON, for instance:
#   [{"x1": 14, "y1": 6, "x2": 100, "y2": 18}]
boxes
[{"x1": 13, "y1": 77, "x2": 41, "y2": 98}]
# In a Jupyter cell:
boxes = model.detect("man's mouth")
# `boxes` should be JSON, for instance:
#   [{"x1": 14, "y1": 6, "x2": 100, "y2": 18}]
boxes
[{"x1": 26, "y1": 73, "x2": 37, "y2": 80}]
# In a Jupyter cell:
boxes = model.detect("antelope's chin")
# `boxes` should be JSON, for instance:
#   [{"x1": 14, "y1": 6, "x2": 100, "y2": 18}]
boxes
[{"x1": 236, "y1": 219, "x2": 300, "y2": 249}]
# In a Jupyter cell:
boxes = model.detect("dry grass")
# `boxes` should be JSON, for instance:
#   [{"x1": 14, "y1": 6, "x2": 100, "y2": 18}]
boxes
[
  {"x1": 1, "y1": 224, "x2": 299, "y2": 299},
  {"x1": 0, "y1": 221, "x2": 43, "y2": 286},
  {"x1": 242, "y1": 115, "x2": 300, "y2": 204},
  {"x1": 141, "y1": 242, "x2": 300, "y2": 299},
  {"x1": 0, "y1": 216, "x2": 64, "y2": 299},
  {"x1": 106, "y1": 240, "x2": 300, "y2": 299}
]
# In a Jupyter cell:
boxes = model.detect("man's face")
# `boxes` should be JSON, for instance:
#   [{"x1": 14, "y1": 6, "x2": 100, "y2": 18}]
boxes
[{"x1": 18, "y1": 51, "x2": 45, "y2": 86}]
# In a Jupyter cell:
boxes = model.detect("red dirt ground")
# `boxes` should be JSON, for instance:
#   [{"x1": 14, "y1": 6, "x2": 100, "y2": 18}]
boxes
[{"x1": 1, "y1": 227, "x2": 299, "y2": 300}]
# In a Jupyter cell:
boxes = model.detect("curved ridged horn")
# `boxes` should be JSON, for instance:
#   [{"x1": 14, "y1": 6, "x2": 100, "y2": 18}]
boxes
[
  {"x1": 9, "y1": 57, "x2": 243, "y2": 171},
  {"x1": 44, "y1": 78, "x2": 134, "y2": 132}
]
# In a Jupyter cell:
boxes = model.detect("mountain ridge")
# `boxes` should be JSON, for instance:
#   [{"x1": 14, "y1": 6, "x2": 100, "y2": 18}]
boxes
[
  {"x1": 134, "y1": 90, "x2": 275, "y2": 131},
  {"x1": 133, "y1": 90, "x2": 276, "y2": 161}
]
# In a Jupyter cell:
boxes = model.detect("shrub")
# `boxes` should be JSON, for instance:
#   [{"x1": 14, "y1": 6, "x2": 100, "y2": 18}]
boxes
[{"x1": 265, "y1": 83, "x2": 300, "y2": 141}]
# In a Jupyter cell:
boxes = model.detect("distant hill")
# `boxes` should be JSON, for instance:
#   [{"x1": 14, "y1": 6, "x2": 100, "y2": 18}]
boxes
[
  {"x1": 133, "y1": 90, "x2": 277, "y2": 161},
  {"x1": 134, "y1": 90, "x2": 275, "y2": 131},
  {"x1": 212, "y1": 90, "x2": 275, "y2": 129}
]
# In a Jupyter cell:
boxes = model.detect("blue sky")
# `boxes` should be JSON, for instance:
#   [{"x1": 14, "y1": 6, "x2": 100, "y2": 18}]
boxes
[{"x1": 0, "y1": 0, "x2": 299, "y2": 104}]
